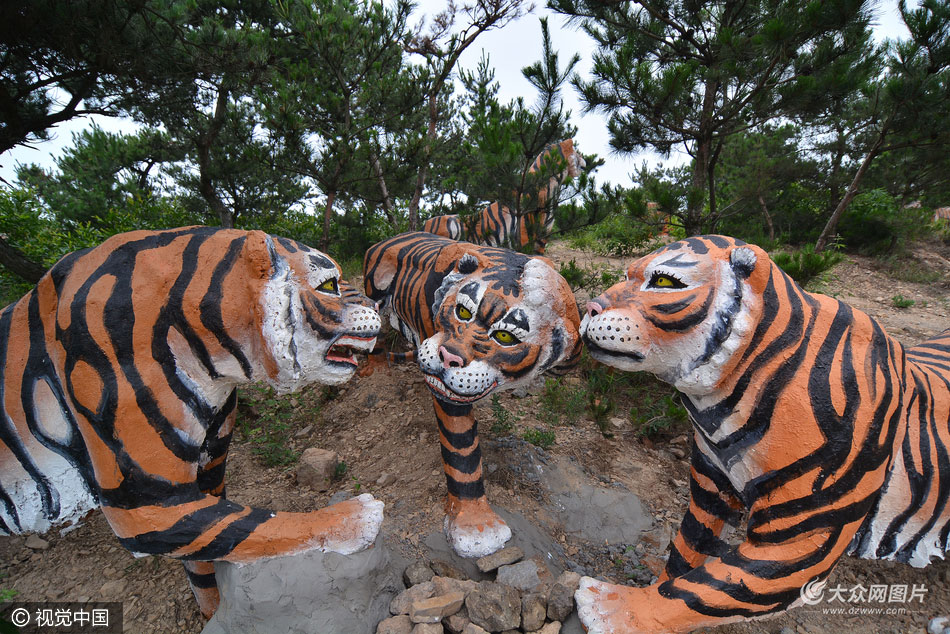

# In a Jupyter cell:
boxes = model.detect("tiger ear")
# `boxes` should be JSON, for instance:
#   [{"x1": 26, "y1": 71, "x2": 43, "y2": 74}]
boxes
[
  {"x1": 243, "y1": 230, "x2": 277, "y2": 280},
  {"x1": 730, "y1": 246, "x2": 757, "y2": 279}
]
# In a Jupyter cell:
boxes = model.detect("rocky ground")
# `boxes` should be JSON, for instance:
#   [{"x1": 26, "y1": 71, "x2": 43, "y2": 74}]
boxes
[{"x1": 2, "y1": 237, "x2": 950, "y2": 634}]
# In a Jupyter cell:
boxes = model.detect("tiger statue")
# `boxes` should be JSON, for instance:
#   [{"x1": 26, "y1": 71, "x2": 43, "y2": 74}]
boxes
[
  {"x1": 0, "y1": 226, "x2": 384, "y2": 618},
  {"x1": 422, "y1": 138, "x2": 586, "y2": 255},
  {"x1": 576, "y1": 235, "x2": 950, "y2": 633},
  {"x1": 363, "y1": 232, "x2": 582, "y2": 557}
]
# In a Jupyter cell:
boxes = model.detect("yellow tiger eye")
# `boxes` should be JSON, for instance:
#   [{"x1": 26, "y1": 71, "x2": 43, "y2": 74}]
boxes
[
  {"x1": 456, "y1": 305, "x2": 473, "y2": 320},
  {"x1": 655, "y1": 276, "x2": 674, "y2": 287},
  {"x1": 492, "y1": 330, "x2": 517, "y2": 344},
  {"x1": 318, "y1": 278, "x2": 338, "y2": 292}
]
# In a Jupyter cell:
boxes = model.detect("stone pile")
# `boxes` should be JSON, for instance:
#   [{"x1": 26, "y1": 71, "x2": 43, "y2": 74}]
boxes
[{"x1": 378, "y1": 546, "x2": 581, "y2": 634}]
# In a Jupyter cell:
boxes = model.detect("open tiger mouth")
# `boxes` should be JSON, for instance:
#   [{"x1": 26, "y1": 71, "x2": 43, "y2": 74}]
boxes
[
  {"x1": 326, "y1": 335, "x2": 377, "y2": 367},
  {"x1": 424, "y1": 373, "x2": 497, "y2": 403}
]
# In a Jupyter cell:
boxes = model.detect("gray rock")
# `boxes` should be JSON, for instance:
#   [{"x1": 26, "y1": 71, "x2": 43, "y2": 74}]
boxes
[
  {"x1": 411, "y1": 624, "x2": 444, "y2": 634},
  {"x1": 297, "y1": 447, "x2": 339, "y2": 491},
  {"x1": 496, "y1": 560, "x2": 542, "y2": 592},
  {"x1": 405, "y1": 561, "x2": 436, "y2": 587},
  {"x1": 475, "y1": 546, "x2": 524, "y2": 573},
  {"x1": 432, "y1": 576, "x2": 478, "y2": 598},
  {"x1": 443, "y1": 607, "x2": 470, "y2": 634},
  {"x1": 521, "y1": 593, "x2": 547, "y2": 632},
  {"x1": 461, "y1": 623, "x2": 489, "y2": 634},
  {"x1": 546, "y1": 583, "x2": 574, "y2": 622},
  {"x1": 378, "y1": 615, "x2": 413, "y2": 634},
  {"x1": 202, "y1": 533, "x2": 403, "y2": 634},
  {"x1": 538, "y1": 623, "x2": 561, "y2": 634},
  {"x1": 465, "y1": 582, "x2": 521, "y2": 632},
  {"x1": 391, "y1": 581, "x2": 437, "y2": 616},
  {"x1": 929, "y1": 617, "x2": 950, "y2": 634},
  {"x1": 545, "y1": 456, "x2": 651, "y2": 544},
  {"x1": 25, "y1": 535, "x2": 49, "y2": 550},
  {"x1": 555, "y1": 571, "x2": 581, "y2": 593},
  {"x1": 431, "y1": 560, "x2": 468, "y2": 580},
  {"x1": 410, "y1": 593, "x2": 465, "y2": 624}
]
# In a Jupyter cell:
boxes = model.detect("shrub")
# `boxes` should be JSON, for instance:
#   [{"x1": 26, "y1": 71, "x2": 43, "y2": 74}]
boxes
[
  {"x1": 522, "y1": 427, "x2": 555, "y2": 449},
  {"x1": 771, "y1": 244, "x2": 843, "y2": 287},
  {"x1": 837, "y1": 189, "x2": 931, "y2": 256}
]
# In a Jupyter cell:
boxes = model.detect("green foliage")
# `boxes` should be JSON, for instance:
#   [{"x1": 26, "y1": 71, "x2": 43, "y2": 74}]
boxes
[
  {"x1": 557, "y1": 259, "x2": 622, "y2": 295},
  {"x1": 334, "y1": 461, "x2": 348, "y2": 481},
  {"x1": 837, "y1": 189, "x2": 932, "y2": 255},
  {"x1": 771, "y1": 244, "x2": 844, "y2": 288},
  {"x1": 567, "y1": 213, "x2": 654, "y2": 257},
  {"x1": 632, "y1": 393, "x2": 690, "y2": 439},
  {"x1": 522, "y1": 427, "x2": 556, "y2": 449},
  {"x1": 539, "y1": 377, "x2": 587, "y2": 426},
  {"x1": 892, "y1": 294, "x2": 915, "y2": 309},
  {"x1": 237, "y1": 384, "x2": 333, "y2": 468},
  {"x1": 490, "y1": 394, "x2": 516, "y2": 435}
]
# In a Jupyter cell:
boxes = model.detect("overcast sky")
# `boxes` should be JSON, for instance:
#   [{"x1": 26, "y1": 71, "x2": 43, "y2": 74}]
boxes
[{"x1": 0, "y1": 0, "x2": 913, "y2": 189}]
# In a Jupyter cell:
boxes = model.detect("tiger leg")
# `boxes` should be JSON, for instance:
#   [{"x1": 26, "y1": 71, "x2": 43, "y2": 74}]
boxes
[
  {"x1": 433, "y1": 397, "x2": 511, "y2": 558},
  {"x1": 358, "y1": 348, "x2": 416, "y2": 377},
  {"x1": 576, "y1": 484, "x2": 871, "y2": 633},
  {"x1": 658, "y1": 446, "x2": 743, "y2": 583},
  {"x1": 182, "y1": 394, "x2": 237, "y2": 618}
]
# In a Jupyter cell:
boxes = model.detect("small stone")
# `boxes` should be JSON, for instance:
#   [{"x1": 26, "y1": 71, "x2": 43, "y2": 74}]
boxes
[
  {"x1": 296, "y1": 447, "x2": 339, "y2": 491},
  {"x1": 433, "y1": 576, "x2": 478, "y2": 598},
  {"x1": 475, "y1": 546, "x2": 524, "y2": 573},
  {"x1": 25, "y1": 535, "x2": 49, "y2": 550},
  {"x1": 466, "y1": 582, "x2": 521, "y2": 632},
  {"x1": 443, "y1": 607, "x2": 470, "y2": 634},
  {"x1": 411, "y1": 624, "x2": 444, "y2": 634},
  {"x1": 496, "y1": 560, "x2": 542, "y2": 592},
  {"x1": 521, "y1": 593, "x2": 547, "y2": 632},
  {"x1": 294, "y1": 424, "x2": 313, "y2": 438},
  {"x1": 98, "y1": 580, "x2": 125, "y2": 597},
  {"x1": 779, "y1": 628, "x2": 796, "y2": 634},
  {"x1": 554, "y1": 571, "x2": 581, "y2": 593},
  {"x1": 404, "y1": 561, "x2": 435, "y2": 587},
  {"x1": 928, "y1": 616, "x2": 950, "y2": 634},
  {"x1": 378, "y1": 615, "x2": 413, "y2": 634},
  {"x1": 609, "y1": 416, "x2": 625, "y2": 429},
  {"x1": 391, "y1": 581, "x2": 436, "y2": 616},
  {"x1": 538, "y1": 622, "x2": 561, "y2": 634},
  {"x1": 377, "y1": 473, "x2": 397, "y2": 487},
  {"x1": 461, "y1": 624, "x2": 489, "y2": 634},
  {"x1": 546, "y1": 583, "x2": 574, "y2": 622},
  {"x1": 410, "y1": 592, "x2": 465, "y2": 624},
  {"x1": 430, "y1": 560, "x2": 467, "y2": 580},
  {"x1": 669, "y1": 446, "x2": 687, "y2": 459}
]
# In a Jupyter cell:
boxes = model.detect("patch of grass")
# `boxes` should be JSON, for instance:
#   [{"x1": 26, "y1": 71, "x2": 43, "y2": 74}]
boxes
[
  {"x1": 522, "y1": 427, "x2": 556, "y2": 449},
  {"x1": 632, "y1": 393, "x2": 690, "y2": 439},
  {"x1": 539, "y1": 377, "x2": 588, "y2": 426},
  {"x1": 771, "y1": 244, "x2": 844, "y2": 288},
  {"x1": 334, "y1": 461, "x2": 348, "y2": 480},
  {"x1": 490, "y1": 394, "x2": 517, "y2": 435},
  {"x1": 892, "y1": 294, "x2": 915, "y2": 309},
  {"x1": 237, "y1": 384, "x2": 334, "y2": 468},
  {"x1": 566, "y1": 213, "x2": 656, "y2": 257}
]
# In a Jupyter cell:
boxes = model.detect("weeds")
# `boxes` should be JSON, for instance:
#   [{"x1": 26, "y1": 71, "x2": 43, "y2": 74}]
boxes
[
  {"x1": 522, "y1": 427, "x2": 556, "y2": 449},
  {"x1": 771, "y1": 244, "x2": 844, "y2": 288},
  {"x1": 539, "y1": 377, "x2": 587, "y2": 426},
  {"x1": 558, "y1": 259, "x2": 623, "y2": 295},
  {"x1": 892, "y1": 294, "x2": 915, "y2": 309},
  {"x1": 632, "y1": 393, "x2": 690, "y2": 439},
  {"x1": 237, "y1": 384, "x2": 332, "y2": 468},
  {"x1": 490, "y1": 394, "x2": 516, "y2": 435}
]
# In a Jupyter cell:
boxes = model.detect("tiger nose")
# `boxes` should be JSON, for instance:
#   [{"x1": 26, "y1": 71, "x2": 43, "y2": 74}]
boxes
[
  {"x1": 439, "y1": 346, "x2": 464, "y2": 369},
  {"x1": 587, "y1": 301, "x2": 604, "y2": 317}
]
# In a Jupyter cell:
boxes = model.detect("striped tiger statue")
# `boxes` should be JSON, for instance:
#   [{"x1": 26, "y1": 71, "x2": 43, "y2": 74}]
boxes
[
  {"x1": 0, "y1": 227, "x2": 384, "y2": 618},
  {"x1": 364, "y1": 232, "x2": 582, "y2": 557},
  {"x1": 576, "y1": 235, "x2": 950, "y2": 633},
  {"x1": 423, "y1": 139, "x2": 586, "y2": 254}
]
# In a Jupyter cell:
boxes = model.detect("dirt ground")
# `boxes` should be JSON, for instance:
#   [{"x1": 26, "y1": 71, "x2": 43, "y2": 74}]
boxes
[{"x1": 2, "y1": 237, "x2": 950, "y2": 634}]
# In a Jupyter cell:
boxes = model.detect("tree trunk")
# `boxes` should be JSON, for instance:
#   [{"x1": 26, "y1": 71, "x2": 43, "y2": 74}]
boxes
[
  {"x1": 758, "y1": 194, "x2": 775, "y2": 242},
  {"x1": 407, "y1": 91, "x2": 439, "y2": 232},
  {"x1": 687, "y1": 137, "x2": 710, "y2": 237},
  {"x1": 370, "y1": 148, "x2": 396, "y2": 228},
  {"x1": 815, "y1": 132, "x2": 886, "y2": 253},
  {"x1": 0, "y1": 236, "x2": 46, "y2": 284},
  {"x1": 196, "y1": 80, "x2": 234, "y2": 228}
]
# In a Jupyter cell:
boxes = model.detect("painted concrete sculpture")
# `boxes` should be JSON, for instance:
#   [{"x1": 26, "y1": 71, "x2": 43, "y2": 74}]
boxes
[
  {"x1": 578, "y1": 234, "x2": 950, "y2": 633},
  {"x1": 423, "y1": 138, "x2": 586, "y2": 254},
  {"x1": 0, "y1": 227, "x2": 384, "y2": 618},
  {"x1": 364, "y1": 232, "x2": 582, "y2": 557}
]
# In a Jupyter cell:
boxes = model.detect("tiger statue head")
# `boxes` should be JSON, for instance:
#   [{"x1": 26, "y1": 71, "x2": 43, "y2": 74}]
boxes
[
  {"x1": 254, "y1": 234, "x2": 382, "y2": 391},
  {"x1": 416, "y1": 246, "x2": 583, "y2": 404},
  {"x1": 582, "y1": 235, "x2": 769, "y2": 396}
]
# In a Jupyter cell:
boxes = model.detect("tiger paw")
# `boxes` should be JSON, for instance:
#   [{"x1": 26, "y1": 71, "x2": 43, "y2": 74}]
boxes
[
  {"x1": 313, "y1": 493, "x2": 385, "y2": 555},
  {"x1": 575, "y1": 577, "x2": 657, "y2": 634},
  {"x1": 443, "y1": 504, "x2": 512, "y2": 558},
  {"x1": 357, "y1": 350, "x2": 388, "y2": 377}
]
